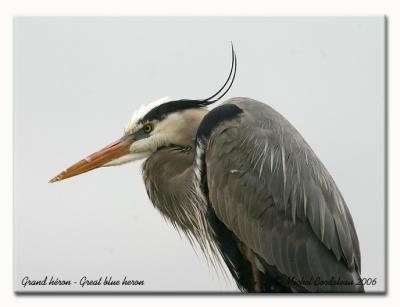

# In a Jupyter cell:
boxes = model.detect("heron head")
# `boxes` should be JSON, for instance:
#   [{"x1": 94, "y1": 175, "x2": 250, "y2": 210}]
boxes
[
  {"x1": 49, "y1": 97, "x2": 209, "y2": 183},
  {"x1": 49, "y1": 44, "x2": 237, "y2": 183}
]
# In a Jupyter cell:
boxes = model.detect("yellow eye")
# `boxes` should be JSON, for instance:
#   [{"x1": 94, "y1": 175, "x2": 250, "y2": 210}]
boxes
[{"x1": 143, "y1": 124, "x2": 153, "y2": 133}]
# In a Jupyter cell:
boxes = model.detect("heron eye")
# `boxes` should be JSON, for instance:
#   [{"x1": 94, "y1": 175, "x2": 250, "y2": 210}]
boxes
[{"x1": 143, "y1": 124, "x2": 153, "y2": 134}]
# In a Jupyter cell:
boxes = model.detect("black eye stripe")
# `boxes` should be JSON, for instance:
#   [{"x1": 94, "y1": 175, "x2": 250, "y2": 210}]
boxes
[{"x1": 141, "y1": 100, "x2": 203, "y2": 122}]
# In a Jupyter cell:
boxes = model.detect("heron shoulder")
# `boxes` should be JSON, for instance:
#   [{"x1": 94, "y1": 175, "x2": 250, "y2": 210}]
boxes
[{"x1": 200, "y1": 97, "x2": 362, "y2": 280}]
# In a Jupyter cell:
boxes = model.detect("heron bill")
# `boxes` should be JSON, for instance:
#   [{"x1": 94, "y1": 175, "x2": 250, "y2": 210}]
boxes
[{"x1": 49, "y1": 137, "x2": 134, "y2": 183}]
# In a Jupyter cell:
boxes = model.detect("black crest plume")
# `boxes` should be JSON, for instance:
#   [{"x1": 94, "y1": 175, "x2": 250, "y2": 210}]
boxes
[
  {"x1": 141, "y1": 44, "x2": 237, "y2": 123},
  {"x1": 200, "y1": 43, "x2": 237, "y2": 105}
]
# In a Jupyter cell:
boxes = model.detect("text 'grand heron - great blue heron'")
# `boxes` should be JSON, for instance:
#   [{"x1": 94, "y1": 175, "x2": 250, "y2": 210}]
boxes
[{"x1": 50, "y1": 45, "x2": 364, "y2": 293}]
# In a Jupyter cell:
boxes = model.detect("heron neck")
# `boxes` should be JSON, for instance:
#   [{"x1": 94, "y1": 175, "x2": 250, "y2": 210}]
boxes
[{"x1": 141, "y1": 115, "x2": 215, "y2": 250}]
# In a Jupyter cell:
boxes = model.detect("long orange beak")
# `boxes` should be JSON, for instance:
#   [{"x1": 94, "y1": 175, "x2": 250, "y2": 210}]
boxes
[{"x1": 49, "y1": 136, "x2": 134, "y2": 183}]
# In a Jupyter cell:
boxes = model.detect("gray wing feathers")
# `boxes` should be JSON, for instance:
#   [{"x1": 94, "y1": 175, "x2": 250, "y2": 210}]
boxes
[{"x1": 206, "y1": 97, "x2": 362, "y2": 291}]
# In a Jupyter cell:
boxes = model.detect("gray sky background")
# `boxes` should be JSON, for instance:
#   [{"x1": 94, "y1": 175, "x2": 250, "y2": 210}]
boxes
[{"x1": 14, "y1": 17, "x2": 385, "y2": 292}]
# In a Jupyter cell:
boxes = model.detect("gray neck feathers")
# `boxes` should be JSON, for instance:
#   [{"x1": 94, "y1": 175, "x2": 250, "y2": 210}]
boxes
[{"x1": 140, "y1": 112, "x2": 220, "y2": 264}]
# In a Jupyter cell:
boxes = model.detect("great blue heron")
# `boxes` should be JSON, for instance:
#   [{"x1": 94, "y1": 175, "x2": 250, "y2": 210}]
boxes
[{"x1": 49, "y1": 46, "x2": 363, "y2": 293}]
